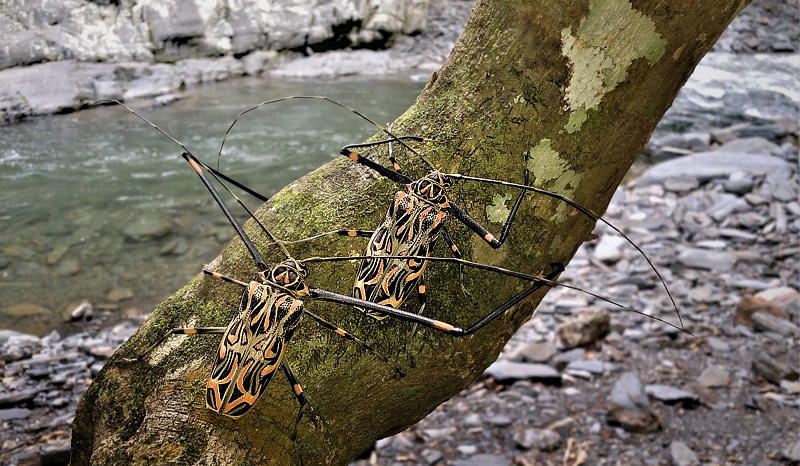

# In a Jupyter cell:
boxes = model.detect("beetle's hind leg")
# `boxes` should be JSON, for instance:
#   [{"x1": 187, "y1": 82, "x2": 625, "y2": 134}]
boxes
[{"x1": 281, "y1": 360, "x2": 317, "y2": 440}]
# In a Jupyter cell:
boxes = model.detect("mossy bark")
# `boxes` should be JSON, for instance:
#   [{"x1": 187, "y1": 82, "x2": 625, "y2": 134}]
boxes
[{"x1": 72, "y1": 0, "x2": 747, "y2": 464}]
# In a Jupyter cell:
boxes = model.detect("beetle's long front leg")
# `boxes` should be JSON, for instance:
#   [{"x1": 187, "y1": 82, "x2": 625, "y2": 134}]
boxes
[{"x1": 447, "y1": 169, "x2": 530, "y2": 249}]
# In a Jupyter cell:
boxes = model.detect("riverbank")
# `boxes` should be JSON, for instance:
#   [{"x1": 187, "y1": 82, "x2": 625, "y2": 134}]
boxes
[{"x1": 3, "y1": 0, "x2": 794, "y2": 125}]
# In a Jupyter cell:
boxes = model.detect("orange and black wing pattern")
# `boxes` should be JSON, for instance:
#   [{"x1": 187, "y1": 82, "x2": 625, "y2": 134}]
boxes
[
  {"x1": 353, "y1": 191, "x2": 446, "y2": 319},
  {"x1": 207, "y1": 281, "x2": 304, "y2": 418}
]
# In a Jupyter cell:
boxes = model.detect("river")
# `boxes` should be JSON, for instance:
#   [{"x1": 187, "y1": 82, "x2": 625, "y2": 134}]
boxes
[{"x1": 0, "y1": 76, "x2": 424, "y2": 335}]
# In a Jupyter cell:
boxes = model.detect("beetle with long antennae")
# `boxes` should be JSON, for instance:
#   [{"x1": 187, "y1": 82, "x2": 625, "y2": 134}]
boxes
[
  {"x1": 210, "y1": 95, "x2": 684, "y2": 330},
  {"x1": 100, "y1": 99, "x2": 690, "y2": 438},
  {"x1": 97, "y1": 100, "x2": 689, "y2": 440}
]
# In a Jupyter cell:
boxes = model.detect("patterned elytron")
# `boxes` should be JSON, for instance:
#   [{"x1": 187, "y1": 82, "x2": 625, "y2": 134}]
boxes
[
  {"x1": 342, "y1": 141, "x2": 530, "y2": 321},
  {"x1": 206, "y1": 264, "x2": 305, "y2": 417},
  {"x1": 354, "y1": 175, "x2": 450, "y2": 318}
]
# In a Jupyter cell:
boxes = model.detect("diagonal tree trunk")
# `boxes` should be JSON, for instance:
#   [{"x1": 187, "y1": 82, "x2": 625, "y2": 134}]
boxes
[{"x1": 72, "y1": 0, "x2": 748, "y2": 464}]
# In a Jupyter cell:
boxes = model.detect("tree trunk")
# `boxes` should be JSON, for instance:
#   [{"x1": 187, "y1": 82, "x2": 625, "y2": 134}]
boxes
[{"x1": 72, "y1": 0, "x2": 748, "y2": 464}]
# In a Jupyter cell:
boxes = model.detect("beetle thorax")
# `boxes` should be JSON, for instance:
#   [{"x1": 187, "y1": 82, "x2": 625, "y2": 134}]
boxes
[
  {"x1": 409, "y1": 171, "x2": 451, "y2": 207},
  {"x1": 259, "y1": 259, "x2": 309, "y2": 294}
]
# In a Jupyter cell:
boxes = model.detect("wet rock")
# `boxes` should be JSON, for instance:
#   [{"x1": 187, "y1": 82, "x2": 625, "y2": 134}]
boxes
[
  {"x1": 64, "y1": 301, "x2": 93, "y2": 322},
  {"x1": 512, "y1": 427, "x2": 561, "y2": 451},
  {"x1": 122, "y1": 216, "x2": 173, "y2": 242},
  {"x1": 734, "y1": 296, "x2": 790, "y2": 328},
  {"x1": 45, "y1": 245, "x2": 69, "y2": 265},
  {"x1": 159, "y1": 238, "x2": 191, "y2": 256},
  {"x1": 751, "y1": 312, "x2": 800, "y2": 337},
  {"x1": 484, "y1": 361, "x2": 561, "y2": 385},
  {"x1": 3, "y1": 303, "x2": 51, "y2": 317},
  {"x1": 752, "y1": 353, "x2": 799, "y2": 385},
  {"x1": 557, "y1": 309, "x2": 610, "y2": 349},
  {"x1": 670, "y1": 441, "x2": 700, "y2": 466},
  {"x1": 106, "y1": 287, "x2": 134, "y2": 302},
  {"x1": 697, "y1": 365, "x2": 730, "y2": 388},
  {"x1": 57, "y1": 258, "x2": 80, "y2": 275},
  {"x1": 607, "y1": 372, "x2": 662, "y2": 433}
]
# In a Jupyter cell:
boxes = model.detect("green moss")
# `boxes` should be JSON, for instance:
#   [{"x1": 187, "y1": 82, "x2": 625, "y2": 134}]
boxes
[{"x1": 401, "y1": 387, "x2": 419, "y2": 398}]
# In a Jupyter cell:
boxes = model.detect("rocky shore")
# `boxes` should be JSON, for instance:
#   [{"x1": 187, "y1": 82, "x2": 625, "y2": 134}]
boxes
[
  {"x1": 1, "y1": 0, "x2": 798, "y2": 465},
  {"x1": 0, "y1": 0, "x2": 447, "y2": 124},
  {"x1": 1, "y1": 0, "x2": 797, "y2": 123}
]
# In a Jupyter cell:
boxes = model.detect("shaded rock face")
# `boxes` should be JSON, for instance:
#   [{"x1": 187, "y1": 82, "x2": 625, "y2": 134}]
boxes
[{"x1": 0, "y1": 0, "x2": 429, "y2": 68}]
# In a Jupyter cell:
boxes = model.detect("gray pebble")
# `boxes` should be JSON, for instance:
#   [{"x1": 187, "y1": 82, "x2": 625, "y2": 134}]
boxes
[
  {"x1": 512, "y1": 427, "x2": 561, "y2": 451},
  {"x1": 0, "y1": 407, "x2": 33, "y2": 421},
  {"x1": 670, "y1": 441, "x2": 700, "y2": 466},
  {"x1": 645, "y1": 385, "x2": 700, "y2": 405},
  {"x1": 484, "y1": 361, "x2": 561, "y2": 384},
  {"x1": 697, "y1": 365, "x2": 730, "y2": 388},
  {"x1": 706, "y1": 337, "x2": 730, "y2": 353}
]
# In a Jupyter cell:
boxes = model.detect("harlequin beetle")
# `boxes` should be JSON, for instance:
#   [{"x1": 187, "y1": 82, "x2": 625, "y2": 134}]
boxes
[{"x1": 104, "y1": 101, "x2": 674, "y2": 439}]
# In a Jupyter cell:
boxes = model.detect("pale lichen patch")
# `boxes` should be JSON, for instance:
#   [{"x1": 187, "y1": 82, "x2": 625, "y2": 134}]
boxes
[
  {"x1": 525, "y1": 139, "x2": 568, "y2": 182},
  {"x1": 486, "y1": 193, "x2": 513, "y2": 223},
  {"x1": 561, "y1": 0, "x2": 665, "y2": 132},
  {"x1": 524, "y1": 139, "x2": 582, "y2": 224}
]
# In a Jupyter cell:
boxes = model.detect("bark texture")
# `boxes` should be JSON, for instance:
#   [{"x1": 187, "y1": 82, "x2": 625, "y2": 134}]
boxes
[{"x1": 72, "y1": 0, "x2": 748, "y2": 464}]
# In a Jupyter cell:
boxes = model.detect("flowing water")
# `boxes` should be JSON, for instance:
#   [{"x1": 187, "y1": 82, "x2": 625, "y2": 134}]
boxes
[{"x1": 0, "y1": 76, "x2": 424, "y2": 335}]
